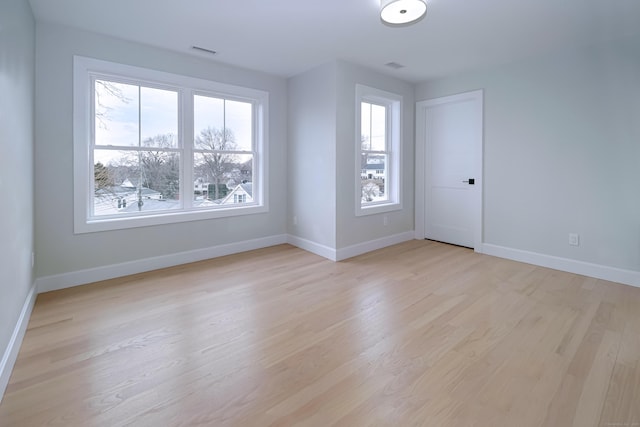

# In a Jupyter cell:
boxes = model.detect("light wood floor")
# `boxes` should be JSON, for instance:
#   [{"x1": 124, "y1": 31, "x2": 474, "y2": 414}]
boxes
[{"x1": 1, "y1": 241, "x2": 640, "y2": 426}]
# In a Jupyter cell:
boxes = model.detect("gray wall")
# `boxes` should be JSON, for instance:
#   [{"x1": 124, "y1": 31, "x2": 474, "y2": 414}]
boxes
[
  {"x1": 335, "y1": 61, "x2": 415, "y2": 249},
  {"x1": 0, "y1": 0, "x2": 35, "y2": 362},
  {"x1": 34, "y1": 23, "x2": 288, "y2": 278},
  {"x1": 287, "y1": 62, "x2": 338, "y2": 248},
  {"x1": 287, "y1": 60, "x2": 415, "y2": 251},
  {"x1": 416, "y1": 36, "x2": 640, "y2": 271}
]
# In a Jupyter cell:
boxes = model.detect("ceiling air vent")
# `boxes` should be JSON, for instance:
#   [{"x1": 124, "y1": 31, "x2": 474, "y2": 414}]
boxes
[
  {"x1": 384, "y1": 62, "x2": 405, "y2": 70},
  {"x1": 191, "y1": 46, "x2": 217, "y2": 55}
]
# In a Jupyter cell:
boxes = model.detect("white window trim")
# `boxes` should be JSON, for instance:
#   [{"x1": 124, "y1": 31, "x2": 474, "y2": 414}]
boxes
[
  {"x1": 73, "y1": 56, "x2": 269, "y2": 233},
  {"x1": 355, "y1": 84, "x2": 402, "y2": 217}
]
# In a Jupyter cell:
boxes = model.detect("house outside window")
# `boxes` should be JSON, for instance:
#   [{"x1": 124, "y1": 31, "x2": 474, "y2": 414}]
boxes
[
  {"x1": 355, "y1": 84, "x2": 402, "y2": 216},
  {"x1": 73, "y1": 56, "x2": 268, "y2": 233}
]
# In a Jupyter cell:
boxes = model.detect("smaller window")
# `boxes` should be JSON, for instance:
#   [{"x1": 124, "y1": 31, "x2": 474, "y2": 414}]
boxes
[{"x1": 355, "y1": 85, "x2": 402, "y2": 216}]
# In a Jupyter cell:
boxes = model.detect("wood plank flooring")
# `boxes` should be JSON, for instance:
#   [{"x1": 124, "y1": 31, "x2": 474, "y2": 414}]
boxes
[{"x1": 1, "y1": 240, "x2": 640, "y2": 426}]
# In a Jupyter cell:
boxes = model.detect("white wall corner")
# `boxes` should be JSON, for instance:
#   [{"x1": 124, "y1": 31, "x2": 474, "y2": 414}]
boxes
[
  {"x1": 287, "y1": 235, "x2": 338, "y2": 261},
  {"x1": 335, "y1": 231, "x2": 416, "y2": 261},
  {"x1": 36, "y1": 234, "x2": 288, "y2": 293},
  {"x1": 0, "y1": 283, "x2": 37, "y2": 403},
  {"x1": 481, "y1": 243, "x2": 640, "y2": 288}
]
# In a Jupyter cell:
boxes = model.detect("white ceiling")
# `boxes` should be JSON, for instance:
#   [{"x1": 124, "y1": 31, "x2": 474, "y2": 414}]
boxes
[{"x1": 28, "y1": 0, "x2": 640, "y2": 83}]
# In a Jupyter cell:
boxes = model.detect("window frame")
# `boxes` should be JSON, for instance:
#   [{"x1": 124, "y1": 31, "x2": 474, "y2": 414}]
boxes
[
  {"x1": 355, "y1": 84, "x2": 402, "y2": 217},
  {"x1": 73, "y1": 56, "x2": 269, "y2": 233}
]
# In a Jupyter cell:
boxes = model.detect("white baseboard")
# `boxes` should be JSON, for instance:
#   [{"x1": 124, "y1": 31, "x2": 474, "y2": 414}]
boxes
[
  {"x1": 286, "y1": 235, "x2": 337, "y2": 261},
  {"x1": 336, "y1": 231, "x2": 416, "y2": 261},
  {"x1": 36, "y1": 231, "x2": 418, "y2": 295},
  {"x1": 36, "y1": 234, "x2": 288, "y2": 293},
  {"x1": 0, "y1": 283, "x2": 37, "y2": 403},
  {"x1": 481, "y1": 243, "x2": 640, "y2": 288},
  {"x1": 286, "y1": 231, "x2": 416, "y2": 262}
]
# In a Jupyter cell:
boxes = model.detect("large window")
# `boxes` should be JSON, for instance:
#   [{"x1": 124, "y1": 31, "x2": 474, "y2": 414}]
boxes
[
  {"x1": 74, "y1": 56, "x2": 268, "y2": 233},
  {"x1": 356, "y1": 84, "x2": 402, "y2": 216}
]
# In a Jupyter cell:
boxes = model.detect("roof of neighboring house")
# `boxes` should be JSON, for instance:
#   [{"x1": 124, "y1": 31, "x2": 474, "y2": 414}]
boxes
[
  {"x1": 95, "y1": 186, "x2": 132, "y2": 196},
  {"x1": 239, "y1": 183, "x2": 252, "y2": 197},
  {"x1": 139, "y1": 188, "x2": 161, "y2": 196},
  {"x1": 220, "y1": 182, "x2": 253, "y2": 204},
  {"x1": 363, "y1": 163, "x2": 385, "y2": 170},
  {"x1": 120, "y1": 198, "x2": 179, "y2": 213},
  {"x1": 95, "y1": 186, "x2": 161, "y2": 197},
  {"x1": 121, "y1": 178, "x2": 136, "y2": 188}
]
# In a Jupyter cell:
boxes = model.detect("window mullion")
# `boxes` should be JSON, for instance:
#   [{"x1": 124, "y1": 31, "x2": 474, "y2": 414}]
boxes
[
  {"x1": 138, "y1": 85, "x2": 142, "y2": 148},
  {"x1": 183, "y1": 88, "x2": 194, "y2": 209}
]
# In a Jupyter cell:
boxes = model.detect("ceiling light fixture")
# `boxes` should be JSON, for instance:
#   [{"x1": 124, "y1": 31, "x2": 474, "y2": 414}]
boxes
[{"x1": 380, "y1": 0, "x2": 427, "y2": 26}]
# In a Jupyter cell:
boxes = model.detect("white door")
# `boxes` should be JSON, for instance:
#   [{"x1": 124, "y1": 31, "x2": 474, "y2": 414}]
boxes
[{"x1": 415, "y1": 90, "x2": 483, "y2": 249}]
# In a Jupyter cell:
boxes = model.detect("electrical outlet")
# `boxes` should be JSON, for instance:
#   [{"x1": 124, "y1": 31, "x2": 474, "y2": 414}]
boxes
[
  {"x1": 383, "y1": 215, "x2": 389, "y2": 226},
  {"x1": 293, "y1": 215, "x2": 298, "y2": 226},
  {"x1": 569, "y1": 233, "x2": 580, "y2": 246},
  {"x1": 31, "y1": 252, "x2": 35, "y2": 268}
]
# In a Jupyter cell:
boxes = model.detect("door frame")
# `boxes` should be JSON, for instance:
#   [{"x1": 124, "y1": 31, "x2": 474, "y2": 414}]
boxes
[{"x1": 414, "y1": 90, "x2": 484, "y2": 251}]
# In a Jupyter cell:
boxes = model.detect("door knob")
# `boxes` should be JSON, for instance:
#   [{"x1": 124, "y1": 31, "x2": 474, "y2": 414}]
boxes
[{"x1": 462, "y1": 178, "x2": 475, "y2": 185}]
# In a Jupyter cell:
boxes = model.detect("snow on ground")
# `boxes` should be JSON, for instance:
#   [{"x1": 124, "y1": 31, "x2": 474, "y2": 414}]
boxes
[{"x1": 94, "y1": 195, "x2": 220, "y2": 216}]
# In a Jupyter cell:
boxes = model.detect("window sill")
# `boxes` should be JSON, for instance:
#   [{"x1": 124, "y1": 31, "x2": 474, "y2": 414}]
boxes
[
  {"x1": 355, "y1": 202, "x2": 402, "y2": 217},
  {"x1": 75, "y1": 204, "x2": 268, "y2": 234}
]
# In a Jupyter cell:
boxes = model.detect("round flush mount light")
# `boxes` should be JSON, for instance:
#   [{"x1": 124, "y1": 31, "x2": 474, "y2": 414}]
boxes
[{"x1": 380, "y1": 0, "x2": 427, "y2": 26}]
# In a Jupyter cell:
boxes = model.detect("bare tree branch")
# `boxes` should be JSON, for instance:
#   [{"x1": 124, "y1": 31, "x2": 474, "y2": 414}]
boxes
[
  {"x1": 95, "y1": 80, "x2": 131, "y2": 129},
  {"x1": 195, "y1": 127, "x2": 238, "y2": 200}
]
